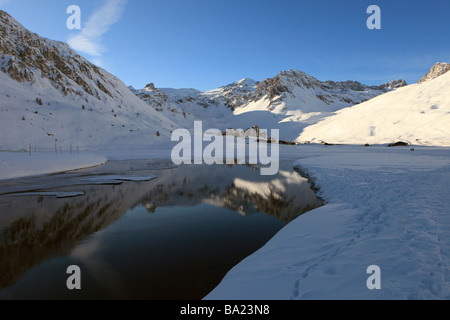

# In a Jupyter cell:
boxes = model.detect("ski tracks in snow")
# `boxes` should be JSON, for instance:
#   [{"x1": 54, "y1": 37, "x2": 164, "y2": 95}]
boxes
[{"x1": 290, "y1": 161, "x2": 450, "y2": 300}]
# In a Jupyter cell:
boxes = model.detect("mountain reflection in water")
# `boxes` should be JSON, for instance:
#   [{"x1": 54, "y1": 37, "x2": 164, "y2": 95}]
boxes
[
  {"x1": 139, "y1": 164, "x2": 321, "y2": 222},
  {"x1": 0, "y1": 160, "x2": 322, "y2": 299}
]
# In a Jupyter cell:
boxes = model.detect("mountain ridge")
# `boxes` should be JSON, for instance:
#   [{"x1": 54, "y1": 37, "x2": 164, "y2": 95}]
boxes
[
  {"x1": 136, "y1": 70, "x2": 407, "y2": 113},
  {"x1": 132, "y1": 68, "x2": 408, "y2": 140}
]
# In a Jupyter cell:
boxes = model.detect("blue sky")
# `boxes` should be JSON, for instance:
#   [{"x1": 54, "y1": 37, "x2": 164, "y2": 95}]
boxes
[{"x1": 1, "y1": 0, "x2": 449, "y2": 91}]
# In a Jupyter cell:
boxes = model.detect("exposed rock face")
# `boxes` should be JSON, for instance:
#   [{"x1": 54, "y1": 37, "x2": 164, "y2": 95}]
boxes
[
  {"x1": 375, "y1": 79, "x2": 408, "y2": 90},
  {"x1": 131, "y1": 83, "x2": 170, "y2": 109},
  {"x1": 0, "y1": 10, "x2": 116, "y2": 100},
  {"x1": 251, "y1": 70, "x2": 325, "y2": 105},
  {"x1": 419, "y1": 63, "x2": 450, "y2": 83}
]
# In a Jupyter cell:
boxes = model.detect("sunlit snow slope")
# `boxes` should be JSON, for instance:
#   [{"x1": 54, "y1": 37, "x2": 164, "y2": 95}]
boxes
[{"x1": 298, "y1": 70, "x2": 450, "y2": 146}]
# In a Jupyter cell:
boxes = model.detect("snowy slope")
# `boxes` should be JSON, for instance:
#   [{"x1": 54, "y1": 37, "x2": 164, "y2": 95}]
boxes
[
  {"x1": 0, "y1": 10, "x2": 177, "y2": 151},
  {"x1": 298, "y1": 69, "x2": 450, "y2": 146}
]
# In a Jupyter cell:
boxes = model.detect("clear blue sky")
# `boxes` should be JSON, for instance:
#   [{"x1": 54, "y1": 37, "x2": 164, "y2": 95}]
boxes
[{"x1": 1, "y1": 0, "x2": 449, "y2": 91}]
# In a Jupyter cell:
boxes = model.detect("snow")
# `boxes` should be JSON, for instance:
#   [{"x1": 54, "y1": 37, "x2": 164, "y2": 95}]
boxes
[
  {"x1": 205, "y1": 145, "x2": 450, "y2": 300},
  {"x1": 0, "y1": 151, "x2": 107, "y2": 180},
  {"x1": 298, "y1": 72, "x2": 450, "y2": 146},
  {"x1": 0, "y1": 67, "x2": 176, "y2": 150},
  {"x1": 160, "y1": 88, "x2": 201, "y2": 97},
  {"x1": 235, "y1": 78, "x2": 258, "y2": 87}
]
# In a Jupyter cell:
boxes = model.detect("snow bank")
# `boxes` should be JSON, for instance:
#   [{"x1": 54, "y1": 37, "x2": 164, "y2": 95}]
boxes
[
  {"x1": 206, "y1": 146, "x2": 450, "y2": 300},
  {"x1": 0, "y1": 151, "x2": 107, "y2": 180}
]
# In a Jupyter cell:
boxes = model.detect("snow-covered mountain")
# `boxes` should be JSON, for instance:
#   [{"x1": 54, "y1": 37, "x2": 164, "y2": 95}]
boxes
[
  {"x1": 0, "y1": 10, "x2": 176, "y2": 151},
  {"x1": 128, "y1": 83, "x2": 198, "y2": 127},
  {"x1": 3, "y1": 9, "x2": 442, "y2": 150},
  {"x1": 298, "y1": 65, "x2": 450, "y2": 146},
  {"x1": 135, "y1": 70, "x2": 406, "y2": 141},
  {"x1": 237, "y1": 70, "x2": 405, "y2": 114}
]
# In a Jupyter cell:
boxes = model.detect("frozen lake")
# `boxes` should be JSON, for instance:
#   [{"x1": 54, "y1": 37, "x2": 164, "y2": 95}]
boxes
[{"x1": 0, "y1": 160, "x2": 322, "y2": 299}]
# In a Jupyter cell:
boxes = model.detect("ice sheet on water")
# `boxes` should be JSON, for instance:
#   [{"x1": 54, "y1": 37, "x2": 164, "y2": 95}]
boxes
[
  {"x1": 7, "y1": 191, "x2": 86, "y2": 198},
  {"x1": 79, "y1": 175, "x2": 157, "y2": 184},
  {"x1": 146, "y1": 160, "x2": 178, "y2": 170}
]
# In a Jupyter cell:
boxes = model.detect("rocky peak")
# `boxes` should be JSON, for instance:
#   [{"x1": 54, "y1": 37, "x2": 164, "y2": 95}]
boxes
[
  {"x1": 0, "y1": 10, "x2": 19, "y2": 28},
  {"x1": 250, "y1": 70, "x2": 323, "y2": 103},
  {"x1": 134, "y1": 83, "x2": 170, "y2": 108},
  {"x1": 374, "y1": 79, "x2": 408, "y2": 90},
  {"x1": 323, "y1": 80, "x2": 367, "y2": 92},
  {"x1": 418, "y1": 62, "x2": 450, "y2": 83},
  {"x1": 279, "y1": 69, "x2": 323, "y2": 88},
  {"x1": 144, "y1": 82, "x2": 157, "y2": 91}
]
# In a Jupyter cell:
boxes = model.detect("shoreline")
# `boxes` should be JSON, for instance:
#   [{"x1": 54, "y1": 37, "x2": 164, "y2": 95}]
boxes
[{"x1": 0, "y1": 151, "x2": 107, "y2": 181}]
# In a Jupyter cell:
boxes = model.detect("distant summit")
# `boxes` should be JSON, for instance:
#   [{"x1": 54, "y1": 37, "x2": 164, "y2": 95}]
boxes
[
  {"x1": 419, "y1": 62, "x2": 450, "y2": 83},
  {"x1": 375, "y1": 79, "x2": 408, "y2": 90}
]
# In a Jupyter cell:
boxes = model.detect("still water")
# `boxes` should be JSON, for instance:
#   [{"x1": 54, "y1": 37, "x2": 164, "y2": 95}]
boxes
[{"x1": 0, "y1": 160, "x2": 322, "y2": 300}]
